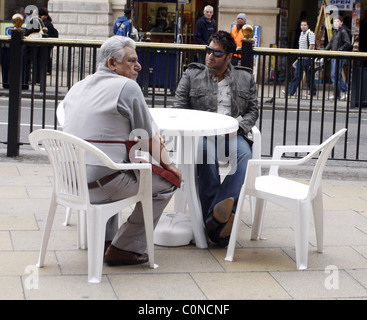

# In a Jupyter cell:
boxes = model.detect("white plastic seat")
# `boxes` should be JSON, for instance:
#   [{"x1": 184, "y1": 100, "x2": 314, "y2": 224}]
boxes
[
  {"x1": 225, "y1": 128, "x2": 347, "y2": 270},
  {"x1": 29, "y1": 129, "x2": 157, "y2": 283}
]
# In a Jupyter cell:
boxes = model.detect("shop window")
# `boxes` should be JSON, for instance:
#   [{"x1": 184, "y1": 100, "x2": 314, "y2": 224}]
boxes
[{"x1": 133, "y1": 1, "x2": 194, "y2": 43}]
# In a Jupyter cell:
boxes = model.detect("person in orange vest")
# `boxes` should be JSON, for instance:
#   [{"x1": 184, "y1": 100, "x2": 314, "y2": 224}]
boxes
[{"x1": 230, "y1": 13, "x2": 246, "y2": 66}]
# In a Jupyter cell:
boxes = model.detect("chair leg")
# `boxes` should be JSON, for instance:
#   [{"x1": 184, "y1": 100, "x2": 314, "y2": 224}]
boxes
[
  {"x1": 63, "y1": 207, "x2": 72, "y2": 226},
  {"x1": 225, "y1": 185, "x2": 247, "y2": 262},
  {"x1": 293, "y1": 203, "x2": 310, "y2": 270},
  {"x1": 86, "y1": 208, "x2": 106, "y2": 283},
  {"x1": 77, "y1": 210, "x2": 87, "y2": 250},
  {"x1": 249, "y1": 196, "x2": 257, "y2": 225},
  {"x1": 141, "y1": 197, "x2": 157, "y2": 269},
  {"x1": 250, "y1": 198, "x2": 266, "y2": 240},
  {"x1": 37, "y1": 194, "x2": 57, "y2": 268},
  {"x1": 312, "y1": 190, "x2": 324, "y2": 253}
]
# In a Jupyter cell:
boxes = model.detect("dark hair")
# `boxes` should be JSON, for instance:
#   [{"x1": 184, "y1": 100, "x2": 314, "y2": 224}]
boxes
[
  {"x1": 38, "y1": 7, "x2": 52, "y2": 21},
  {"x1": 124, "y1": 9, "x2": 131, "y2": 16},
  {"x1": 208, "y1": 30, "x2": 237, "y2": 54},
  {"x1": 300, "y1": 19, "x2": 310, "y2": 27}
]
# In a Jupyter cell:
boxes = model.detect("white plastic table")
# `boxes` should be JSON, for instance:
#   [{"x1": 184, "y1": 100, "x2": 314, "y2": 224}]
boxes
[{"x1": 149, "y1": 108, "x2": 239, "y2": 249}]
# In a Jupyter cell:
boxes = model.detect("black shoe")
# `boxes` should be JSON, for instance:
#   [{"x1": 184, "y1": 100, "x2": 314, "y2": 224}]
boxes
[{"x1": 217, "y1": 235, "x2": 230, "y2": 248}]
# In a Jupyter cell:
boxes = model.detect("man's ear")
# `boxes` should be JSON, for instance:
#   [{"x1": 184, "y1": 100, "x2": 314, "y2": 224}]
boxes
[
  {"x1": 107, "y1": 57, "x2": 116, "y2": 71},
  {"x1": 226, "y1": 52, "x2": 233, "y2": 63}
]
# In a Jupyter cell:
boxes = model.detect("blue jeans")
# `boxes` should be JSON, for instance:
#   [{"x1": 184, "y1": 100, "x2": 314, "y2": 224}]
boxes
[
  {"x1": 197, "y1": 135, "x2": 252, "y2": 222},
  {"x1": 289, "y1": 58, "x2": 316, "y2": 96},
  {"x1": 330, "y1": 59, "x2": 347, "y2": 98}
]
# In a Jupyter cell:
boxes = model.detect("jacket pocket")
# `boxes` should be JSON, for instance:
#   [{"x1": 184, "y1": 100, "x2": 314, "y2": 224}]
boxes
[
  {"x1": 189, "y1": 88, "x2": 207, "y2": 97},
  {"x1": 236, "y1": 90, "x2": 250, "y2": 111},
  {"x1": 189, "y1": 88, "x2": 207, "y2": 109}
]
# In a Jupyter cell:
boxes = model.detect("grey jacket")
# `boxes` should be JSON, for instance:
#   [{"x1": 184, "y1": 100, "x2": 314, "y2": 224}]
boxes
[{"x1": 174, "y1": 63, "x2": 259, "y2": 136}]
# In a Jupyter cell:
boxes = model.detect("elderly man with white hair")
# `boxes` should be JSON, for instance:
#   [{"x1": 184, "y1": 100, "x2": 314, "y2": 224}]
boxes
[
  {"x1": 63, "y1": 36, "x2": 181, "y2": 266},
  {"x1": 193, "y1": 5, "x2": 217, "y2": 64}
]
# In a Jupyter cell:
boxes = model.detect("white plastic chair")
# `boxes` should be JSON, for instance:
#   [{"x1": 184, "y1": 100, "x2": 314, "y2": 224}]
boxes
[
  {"x1": 29, "y1": 129, "x2": 157, "y2": 283},
  {"x1": 55, "y1": 101, "x2": 74, "y2": 226},
  {"x1": 225, "y1": 128, "x2": 347, "y2": 270}
]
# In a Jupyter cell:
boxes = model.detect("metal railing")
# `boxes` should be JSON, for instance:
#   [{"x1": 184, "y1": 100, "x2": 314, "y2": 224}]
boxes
[
  {"x1": 1, "y1": 33, "x2": 367, "y2": 165},
  {"x1": 253, "y1": 47, "x2": 367, "y2": 163}
]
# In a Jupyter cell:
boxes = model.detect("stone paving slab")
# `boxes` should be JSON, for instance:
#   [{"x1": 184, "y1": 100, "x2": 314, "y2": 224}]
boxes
[{"x1": 0, "y1": 160, "x2": 367, "y2": 300}]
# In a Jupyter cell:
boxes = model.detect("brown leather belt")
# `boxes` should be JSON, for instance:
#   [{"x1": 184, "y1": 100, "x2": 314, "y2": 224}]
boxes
[{"x1": 88, "y1": 171, "x2": 122, "y2": 189}]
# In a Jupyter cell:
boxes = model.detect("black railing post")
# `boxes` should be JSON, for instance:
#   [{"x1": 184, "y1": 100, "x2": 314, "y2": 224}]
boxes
[
  {"x1": 39, "y1": 45, "x2": 48, "y2": 93},
  {"x1": 241, "y1": 39, "x2": 254, "y2": 70},
  {"x1": 240, "y1": 25, "x2": 255, "y2": 70},
  {"x1": 7, "y1": 20, "x2": 24, "y2": 157}
]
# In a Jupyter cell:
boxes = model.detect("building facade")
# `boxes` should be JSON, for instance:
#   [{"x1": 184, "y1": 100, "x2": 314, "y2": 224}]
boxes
[
  {"x1": 45, "y1": 0, "x2": 280, "y2": 46},
  {"x1": 1, "y1": 1, "x2": 366, "y2": 49}
]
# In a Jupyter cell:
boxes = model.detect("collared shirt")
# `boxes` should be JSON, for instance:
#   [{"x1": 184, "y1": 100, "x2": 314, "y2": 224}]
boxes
[
  {"x1": 217, "y1": 78, "x2": 231, "y2": 116},
  {"x1": 299, "y1": 29, "x2": 315, "y2": 50}
]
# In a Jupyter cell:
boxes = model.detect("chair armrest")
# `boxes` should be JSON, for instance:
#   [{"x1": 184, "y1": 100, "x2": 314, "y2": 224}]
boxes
[
  {"x1": 272, "y1": 145, "x2": 320, "y2": 160},
  {"x1": 106, "y1": 162, "x2": 152, "y2": 172},
  {"x1": 105, "y1": 162, "x2": 153, "y2": 196},
  {"x1": 269, "y1": 145, "x2": 320, "y2": 176},
  {"x1": 249, "y1": 158, "x2": 304, "y2": 168},
  {"x1": 243, "y1": 157, "x2": 305, "y2": 190}
]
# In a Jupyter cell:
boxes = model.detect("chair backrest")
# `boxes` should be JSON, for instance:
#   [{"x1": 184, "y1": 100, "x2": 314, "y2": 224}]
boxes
[
  {"x1": 29, "y1": 129, "x2": 122, "y2": 209},
  {"x1": 308, "y1": 128, "x2": 347, "y2": 198}
]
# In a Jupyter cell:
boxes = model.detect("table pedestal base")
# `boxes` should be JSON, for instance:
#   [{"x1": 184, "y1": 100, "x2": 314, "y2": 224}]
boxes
[{"x1": 154, "y1": 212, "x2": 194, "y2": 247}]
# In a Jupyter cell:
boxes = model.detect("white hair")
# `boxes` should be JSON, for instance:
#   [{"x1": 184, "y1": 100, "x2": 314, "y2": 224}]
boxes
[
  {"x1": 98, "y1": 36, "x2": 136, "y2": 68},
  {"x1": 203, "y1": 5, "x2": 214, "y2": 12}
]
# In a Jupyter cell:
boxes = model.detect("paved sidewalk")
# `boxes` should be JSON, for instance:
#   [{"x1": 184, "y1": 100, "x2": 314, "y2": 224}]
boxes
[{"x1": 1, "y1": 152, "x2": 367, "y2": 300}]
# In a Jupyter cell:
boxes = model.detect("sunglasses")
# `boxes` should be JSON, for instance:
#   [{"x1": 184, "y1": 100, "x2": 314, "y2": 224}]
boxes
[{"x1": 205, "y1": 46, "x2": 227, "y2": 58}]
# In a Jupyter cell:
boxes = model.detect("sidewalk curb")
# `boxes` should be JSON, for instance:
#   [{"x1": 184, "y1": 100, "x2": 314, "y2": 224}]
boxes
[{"x1": 2, "y1": 148, "x2": 367, "y2": 181}]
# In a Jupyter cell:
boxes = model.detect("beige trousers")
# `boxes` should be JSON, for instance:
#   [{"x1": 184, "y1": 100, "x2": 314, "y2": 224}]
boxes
[{"x1": 89, "y1": 170, "x2": 176, "y2": 254}]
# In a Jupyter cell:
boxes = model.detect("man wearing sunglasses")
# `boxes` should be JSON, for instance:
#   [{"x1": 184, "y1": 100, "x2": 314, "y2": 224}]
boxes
[{"x1": 174, "y1": 31, "x2": 258, "y2": 247}]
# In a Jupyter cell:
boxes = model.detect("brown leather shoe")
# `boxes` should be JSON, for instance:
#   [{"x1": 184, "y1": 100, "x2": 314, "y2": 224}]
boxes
[
  {"x1": 104, "y1": 244, "x2": 149, "y2": 266},
  {"x1": 104, "y1": 241, "x2": 112, "y2": 254},
  {"x1": 206, "y1": 197, "x2": 235, "y2": 245},
  {"x1": 213, "y1": 198, "x2": 234, "y2": 223},
  {"x1": 219, "y1": 214, "x2": 234, "y2": 238},
  {"x1": 206, "y1": 197, "x2": 234, "y2": 228}
]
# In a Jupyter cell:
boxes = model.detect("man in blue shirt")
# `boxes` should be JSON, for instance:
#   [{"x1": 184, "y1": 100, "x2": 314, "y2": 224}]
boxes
[
  {"x1": 113, "y1": 9, "x2": 132, "y2": 37},
  {"x1": 193, "y1": 5, "x2": 217, "y2": 64}
]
